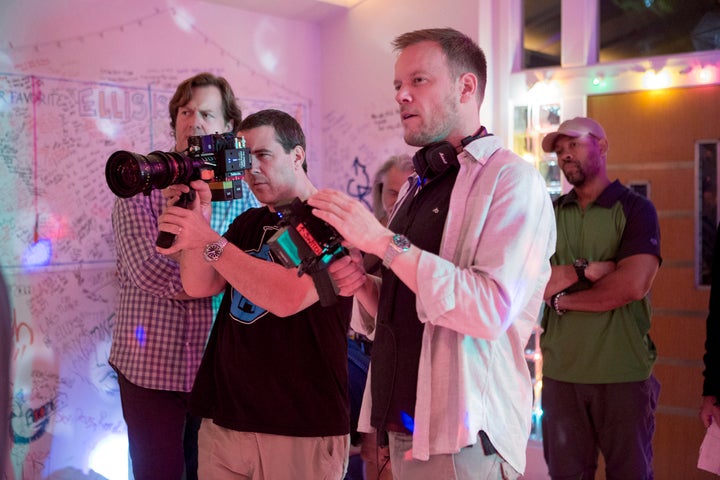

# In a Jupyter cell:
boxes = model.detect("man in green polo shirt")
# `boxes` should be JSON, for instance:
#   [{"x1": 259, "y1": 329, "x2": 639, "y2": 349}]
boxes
[{"x1": 540, "y1": 117, "x2": 662, "y2": 480}]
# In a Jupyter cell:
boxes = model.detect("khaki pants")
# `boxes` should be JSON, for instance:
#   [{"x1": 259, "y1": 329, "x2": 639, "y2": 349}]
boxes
[
  {"x1": 388, "y1": 432, "x2": 520, "y2": 480},
  {"x1": 198, "y1": 418, "x2": 349, "y2": 480}
]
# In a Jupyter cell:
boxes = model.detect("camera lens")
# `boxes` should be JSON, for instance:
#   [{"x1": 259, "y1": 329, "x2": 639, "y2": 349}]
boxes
[
  {"x1": 105, "y1": 151, "x2": 146, "y2": 198},
  {"x1": 105, "y1": 150, "x2": 201, "y2": 198}
]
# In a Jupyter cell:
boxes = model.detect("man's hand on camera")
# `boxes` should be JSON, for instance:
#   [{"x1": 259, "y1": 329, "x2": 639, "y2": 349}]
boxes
[
  {"x1": 308, "y1": 189, "x2": 389, "y2": 258},
  {"x1": 157, "y1": 183, "x2": 217, "y2": 257},
  {"x1": 162, "y1": 180, "x2": 212, "y2": 221},
  {"x1": 162, "y1": 184, "x2": 188, "y2": 208},
  {"x1": 328, "y1": 248, "x2": 366, "y2": 297}
]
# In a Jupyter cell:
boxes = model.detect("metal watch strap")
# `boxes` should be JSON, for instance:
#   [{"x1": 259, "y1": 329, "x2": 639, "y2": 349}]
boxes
[{"x1": 382, "y1": 234, "x2": 411, "y2": 269}]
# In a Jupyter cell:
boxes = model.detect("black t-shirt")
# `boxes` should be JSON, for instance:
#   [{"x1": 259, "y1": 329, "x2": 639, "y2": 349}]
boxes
[
  {"x1": 371, "y1": 166, "x2": 458, "y2": 433},
  {"x1": 190, "y1": 206, "x2": 352, "y2": 437}
]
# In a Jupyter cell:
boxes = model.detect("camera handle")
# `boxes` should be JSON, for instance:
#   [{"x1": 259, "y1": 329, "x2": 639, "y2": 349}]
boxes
[{"x1": 156, "y1": 190, "x2": 196, "y2": 248}]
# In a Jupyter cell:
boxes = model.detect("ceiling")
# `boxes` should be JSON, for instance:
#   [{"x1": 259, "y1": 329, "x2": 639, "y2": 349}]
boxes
[
  {"x1": 199, "y1": 0, "x2": 720, "y2": 63},
  {"x1": 197, "y1": 0, "x2": 359, "y2": 23}
]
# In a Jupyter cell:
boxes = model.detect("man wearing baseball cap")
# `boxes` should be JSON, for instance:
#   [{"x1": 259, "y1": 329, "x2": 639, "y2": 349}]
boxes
[
  {"x1": 540, "y1": 116, "x2": 608, "y2": 155},
  {"x1": 539, "y1": 116, "x2": 662, "y2": 479}
]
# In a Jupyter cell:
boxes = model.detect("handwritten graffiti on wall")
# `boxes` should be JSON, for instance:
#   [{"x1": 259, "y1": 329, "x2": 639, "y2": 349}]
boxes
[
  {"x1": 7, "y1": 267, "x2": 121, "y2": 479},
  {"x1": 1, "y1": 69, "x2": 310, "y2": 478},
  {"x1": 346, "y1": 157, "x2": 372, "y2": 210}
]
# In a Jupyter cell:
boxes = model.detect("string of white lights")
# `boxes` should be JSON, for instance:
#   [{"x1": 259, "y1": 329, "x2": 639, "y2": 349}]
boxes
[{"x1": 5, "y1": 6, "x2": 310, "y2": 102}]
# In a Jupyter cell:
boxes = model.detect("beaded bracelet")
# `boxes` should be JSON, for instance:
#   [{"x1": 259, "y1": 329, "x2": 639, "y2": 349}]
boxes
[{"x1": 552, "y1": 291, "x2": 567, "y2": 316}]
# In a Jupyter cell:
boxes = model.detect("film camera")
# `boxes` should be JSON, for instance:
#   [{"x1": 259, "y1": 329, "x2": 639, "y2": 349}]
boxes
[
  {"x1": 105, "y1": 132, "x2": 251, "y2": 248},
  {"x1": 268, "y1": 197, "x2": 348, "y2": 306},
  {"x1": 105, "y1": 132, "x2": 251, "y2": 201}
]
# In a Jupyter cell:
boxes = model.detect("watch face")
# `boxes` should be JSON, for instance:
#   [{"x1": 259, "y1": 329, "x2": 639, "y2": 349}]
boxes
[
  {"x1": 573, "y1": 258, "x2": 588, "y2": 269},
  {"x1": 204, "y1": 238, "x2": 227, "y2": 262},
  {"x1": 206, "y1": 245, "x2": 221, "y2": 260},
  {"x1": 383, "y1": 234, "x2": 411, "y2": 268},
  {"x1": 393, "y1": 234, "x2": 411, "y2": 251}
]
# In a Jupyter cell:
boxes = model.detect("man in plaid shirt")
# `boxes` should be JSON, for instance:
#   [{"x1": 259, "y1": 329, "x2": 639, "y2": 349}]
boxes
[{"x1": 109, "y1": 72, "x2": 258, "y2": 480}]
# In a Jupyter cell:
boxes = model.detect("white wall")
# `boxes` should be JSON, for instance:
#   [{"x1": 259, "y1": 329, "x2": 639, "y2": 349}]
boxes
[
  {"x1": 316, "y1": 0, "x2": 481, "y2": 202},
  {"x1": 0, "y1": 1, "x2": 321, "y2": 478},
  {"x1": 0, "y1": 0, "x2": 323, "y2": 154}
]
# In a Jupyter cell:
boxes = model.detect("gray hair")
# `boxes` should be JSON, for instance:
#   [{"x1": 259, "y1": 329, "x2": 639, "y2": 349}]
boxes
[{"x1": 372, "y1": 154, "x2": 414, "y2": 221}]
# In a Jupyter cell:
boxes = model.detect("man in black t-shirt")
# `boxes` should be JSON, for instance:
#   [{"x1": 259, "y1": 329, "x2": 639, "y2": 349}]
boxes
[{"x1": 158, "y1": 109, "x2": 352, "y2": 479}]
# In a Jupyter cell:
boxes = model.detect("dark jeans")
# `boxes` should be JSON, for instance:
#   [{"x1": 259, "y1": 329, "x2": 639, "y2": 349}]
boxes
[
  {"x1": 541, "y1": 375, "x2": 660, "y2": 480},
  {"x1": 117, "y1": 371, "x2": 199, "y2": 480},
  {"x1": 348, "y1": 337, "x2": 371, "y2": 446}
]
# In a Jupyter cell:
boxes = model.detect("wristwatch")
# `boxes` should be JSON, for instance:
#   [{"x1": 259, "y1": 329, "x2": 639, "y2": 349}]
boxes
[
  {"x1": 203, "y1": 237, "x2": 229, "y2": 262},
  {"x1": 382, "y1": 234, "x2": 411, "y2": 269},
  {"x1": 573, "y1": 258, "x2": 589, "y2": 281}
]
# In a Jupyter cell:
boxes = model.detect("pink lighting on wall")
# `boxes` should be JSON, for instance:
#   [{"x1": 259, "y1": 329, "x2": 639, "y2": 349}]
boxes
[
  {"x1": 22, "y1": 239, "x2": 52, "y2": 268},
  {"x1": 320, "y1": 0, "x2": 365, "y2": 5},
  {"x1": 87, "y1": 433, "x2": 130, "y2": 480},
  {"x1": 171, "y1": 7, "x2": 194, "y2": 33}
]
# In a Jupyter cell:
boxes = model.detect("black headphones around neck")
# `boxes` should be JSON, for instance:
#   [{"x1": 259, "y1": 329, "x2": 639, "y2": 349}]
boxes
[{"x1": 412, "y1": 127, "x2": 490, "y2": 183}]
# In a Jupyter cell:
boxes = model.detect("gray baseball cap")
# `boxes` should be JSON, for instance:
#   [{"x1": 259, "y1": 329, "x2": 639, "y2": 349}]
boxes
[{"x1": 541, "y1": 117, "x2": 607, "y2": 153}]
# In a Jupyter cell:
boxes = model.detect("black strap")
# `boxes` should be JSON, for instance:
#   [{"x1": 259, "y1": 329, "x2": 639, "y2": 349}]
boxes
[
  {"x1": 478, "y1": 430, "x2": 498, "y2": 456},
  {"x1": 308, "y1": 268, "x2": 338, "y2": 307}
]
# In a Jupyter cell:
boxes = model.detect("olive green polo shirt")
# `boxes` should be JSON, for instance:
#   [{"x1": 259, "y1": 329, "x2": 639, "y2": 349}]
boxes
[{"x1": 540, "y1": 180, "x2": 662, "y2": 383}]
